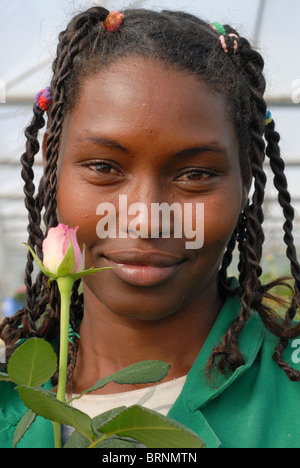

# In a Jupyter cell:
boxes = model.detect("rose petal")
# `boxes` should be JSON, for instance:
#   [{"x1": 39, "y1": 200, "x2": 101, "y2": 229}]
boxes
[
  {"x1": 67, "y1": 227, "x2": 84, "y2": 273},
  {"x1": 42, "y1": 226, "x2": 66, "y2": 274},
  {"x1": 42, "y1": 224, "x2": 84, "y2": 275}
]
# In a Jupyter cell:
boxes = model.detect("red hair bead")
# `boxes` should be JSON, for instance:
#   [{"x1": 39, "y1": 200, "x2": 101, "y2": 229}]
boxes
[
  {"x1": 34, "y1": 86, "x2": 52, "y2": 112},
  {"x1": 103, "y1": 11, "x2": 124, "y2": 32}
]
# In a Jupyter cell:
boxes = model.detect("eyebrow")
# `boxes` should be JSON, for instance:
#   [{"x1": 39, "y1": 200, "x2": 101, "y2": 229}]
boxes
[
  {"x1": 82, "y1": 136, "x2": 129, "y2": 153},
  {"x1": 79, "y1": 135, "x2": 228, "y2": 159},
  {"x1": 173, "y1": 144, "x2": 229, "y2": 160}
]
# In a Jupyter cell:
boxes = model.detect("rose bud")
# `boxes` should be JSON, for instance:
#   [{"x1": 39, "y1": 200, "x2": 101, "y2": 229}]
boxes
[{"x1": 42, "y1": 224, "x2": 84, "y2": 276}]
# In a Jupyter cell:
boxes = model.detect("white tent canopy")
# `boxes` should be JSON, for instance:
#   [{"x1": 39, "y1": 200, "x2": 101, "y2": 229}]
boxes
[{"x1": 0, "y1": 0, "x2": 300, "y2": 299}]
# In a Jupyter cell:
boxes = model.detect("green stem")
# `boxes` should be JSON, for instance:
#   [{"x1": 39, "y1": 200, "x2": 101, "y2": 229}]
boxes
[
  {"x1": 53, "y1": 276, "x2": 75, "y2": 449},
  {"x1": 53, "y1": 421, "x2": 62, "y2": 449},
  {"x1": 88, "y1": 433, "x2": 109, "y2": 449}
]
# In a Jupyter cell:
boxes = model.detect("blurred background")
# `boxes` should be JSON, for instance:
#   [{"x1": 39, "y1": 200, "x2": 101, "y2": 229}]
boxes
[{"x1": 0, "y1": 0, "x2": 300, "y2": 320}]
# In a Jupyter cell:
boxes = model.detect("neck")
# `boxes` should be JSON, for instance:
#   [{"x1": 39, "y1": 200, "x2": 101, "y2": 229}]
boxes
[{"x1": 72, "y1": 279, "x2": 223, "y2": 394}]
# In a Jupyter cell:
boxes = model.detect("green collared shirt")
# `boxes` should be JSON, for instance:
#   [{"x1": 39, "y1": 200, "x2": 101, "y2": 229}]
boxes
[
  {"x1": 168, "y1": 293, "x2": 300, "y2": 448},
  {"x1": 1, "y1": 289, "x2": 300, "y2": 448}
]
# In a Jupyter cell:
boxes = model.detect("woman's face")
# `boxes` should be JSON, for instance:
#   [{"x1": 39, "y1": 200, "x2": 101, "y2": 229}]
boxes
[{"x1": 56, "y1": 57, "x2": 248, "y2": 320}]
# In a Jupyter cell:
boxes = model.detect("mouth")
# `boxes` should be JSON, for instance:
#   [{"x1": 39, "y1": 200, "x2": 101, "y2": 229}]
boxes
[{"x1": 100, "y1": 249, "x2": 186, "y2": 287}]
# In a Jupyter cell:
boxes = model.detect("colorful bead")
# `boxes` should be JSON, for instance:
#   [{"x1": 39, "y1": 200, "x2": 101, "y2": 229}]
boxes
[
  {"x1": 211, "y1": 23, "x2": 238, "y2": 54},
  {"x1": 228, "y1": 33, "x2": 238, "y2": 54},
  {"x1": 103, "y1": 11, "x2": 124, "y2": 32},
  {"x1": 34, "y1": 86, "x2": 52, "y2": 111},
  {"x1": 265, "y1": 110, "x2": 272, "y2": 126},
  {"x1": 68, "y1": 324, "x2": 80, "y2": 344},
  {"x1": 210, "y1": 22, "x2": 226, "y2": 35},
  {"x1": 219, "y1": 34, "x2": 238, "y2": 54}
]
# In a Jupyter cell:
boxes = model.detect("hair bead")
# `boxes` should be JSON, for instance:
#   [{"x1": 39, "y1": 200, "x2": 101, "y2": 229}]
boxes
[
  {"x1": 210, "y1": 22, "x2": 226, "y2": 35},
  {"x1": 34, "y1": 86, "x2": 52, "y2": 112},
  {"x1": 265, "y1": 110, "x2": 272, "y2": 126},
  {"x1": 68, "y1": 324, "x2": 80, "y2": 344},
  {"x1": 219, "y1": 33, "x2": 238, "y2": 54},
  {"x1": 228, "y1": 34, "x2": 238, "y2": 54},
  {"x1": 103, "y1": 11, "x2": 124, "y2": 32}
]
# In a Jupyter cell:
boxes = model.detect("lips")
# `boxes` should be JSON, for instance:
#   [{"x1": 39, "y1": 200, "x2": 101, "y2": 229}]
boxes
[{"x1": 101, "y1": 250, "x2": 185, "y2": 286}]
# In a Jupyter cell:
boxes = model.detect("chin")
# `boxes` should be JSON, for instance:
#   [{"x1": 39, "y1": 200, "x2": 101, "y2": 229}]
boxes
[{"x1": 102, "y1": 293, "x2": 181, "y2": 322}]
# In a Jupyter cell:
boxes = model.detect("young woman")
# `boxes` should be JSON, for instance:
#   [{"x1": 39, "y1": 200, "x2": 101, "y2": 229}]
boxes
[{"x1": 0, "y1": 7, "x2": 299, "y2": 448}]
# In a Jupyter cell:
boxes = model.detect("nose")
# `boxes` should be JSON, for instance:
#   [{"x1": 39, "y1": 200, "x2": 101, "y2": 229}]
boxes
[{"x1": 118, "y1": 178, "x2": 177, "y2": 240}]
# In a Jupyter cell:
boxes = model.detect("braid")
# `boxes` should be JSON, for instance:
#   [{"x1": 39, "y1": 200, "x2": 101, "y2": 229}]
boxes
[
  {"x1": 0, "y1": 105, "x2": 47, "y2": 345},
  {"x1": 217, "y1": 226, "x2": 238, "y2": 299},
  {"x1": 22, "y1": 106, "x2": 47, "y2": 337},
  {"x1": 208, "y1": 28, "x2": 300, "y2": 380},
  {"x1": 66, "y1": 280, "x2": 83, "y2": 391},
  {"x1": 265, "y1": 120, "x2": 300, "y2": 299},
  {"x1": 208, "y1": 32, "x2": 269, "y2": 373},
  {"x1": 264, "y1": 119, "x2": 300, "y2": 380}
]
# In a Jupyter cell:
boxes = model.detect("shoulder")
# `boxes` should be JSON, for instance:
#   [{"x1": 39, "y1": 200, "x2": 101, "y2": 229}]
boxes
[
  {"x1": 258, "y1": 318, "x2": 300, "y2": 378},
  {"x1": 0, "y1": 380, "x2": 27, "y2": 447},
  {"x1": 0, "y1": 380, "x2": 54, "y2": 448},
  {"x1": 0, "y1": 336, "x2": 57, "y2": 448}
]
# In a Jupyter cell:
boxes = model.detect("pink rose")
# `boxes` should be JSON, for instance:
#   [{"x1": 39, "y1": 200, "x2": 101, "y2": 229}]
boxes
[{"x1": 42, "y1": 224, "x2": 84, "y2": 275}]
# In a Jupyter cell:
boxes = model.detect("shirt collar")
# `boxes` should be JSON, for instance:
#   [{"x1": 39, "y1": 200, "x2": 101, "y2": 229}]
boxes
[{"x1": 180, "y1": 280, "x2": 265, "y2": 412}]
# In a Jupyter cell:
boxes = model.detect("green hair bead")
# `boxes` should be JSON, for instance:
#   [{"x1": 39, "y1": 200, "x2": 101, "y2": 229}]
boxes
[{"x1": 211, "y1": 22, "x2": 227, "y2": 35}]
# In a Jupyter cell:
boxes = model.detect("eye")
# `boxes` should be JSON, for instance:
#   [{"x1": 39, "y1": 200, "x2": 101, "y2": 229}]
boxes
[
  {"x1": 80, "y1": 160, "x2": 123, "y2": 185},
  {"x1": 175, "y1": 169, "x2": 212, "y2": 182},
  {"x1": 91, "y1": 162, "x2": 117, "y2": 174}
]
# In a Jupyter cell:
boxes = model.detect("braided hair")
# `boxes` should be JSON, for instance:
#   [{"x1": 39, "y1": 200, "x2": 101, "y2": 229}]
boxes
[{"x1": 1, "y1": 7, "x2": 300, "y2": 385}]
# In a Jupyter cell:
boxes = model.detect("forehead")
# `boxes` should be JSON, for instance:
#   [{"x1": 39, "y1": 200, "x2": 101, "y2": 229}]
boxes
[{"x1": 64, "y1": 56, "x2": 238, "y2": 154}]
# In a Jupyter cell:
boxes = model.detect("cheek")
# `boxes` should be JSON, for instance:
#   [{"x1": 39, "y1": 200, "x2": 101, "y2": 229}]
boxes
[
  {"x1": 202, "y1": 188, "x2": 242, "y2": 252},
  {"x1": 56, "y1": 172, "x2": 99, "y2": 248}
]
